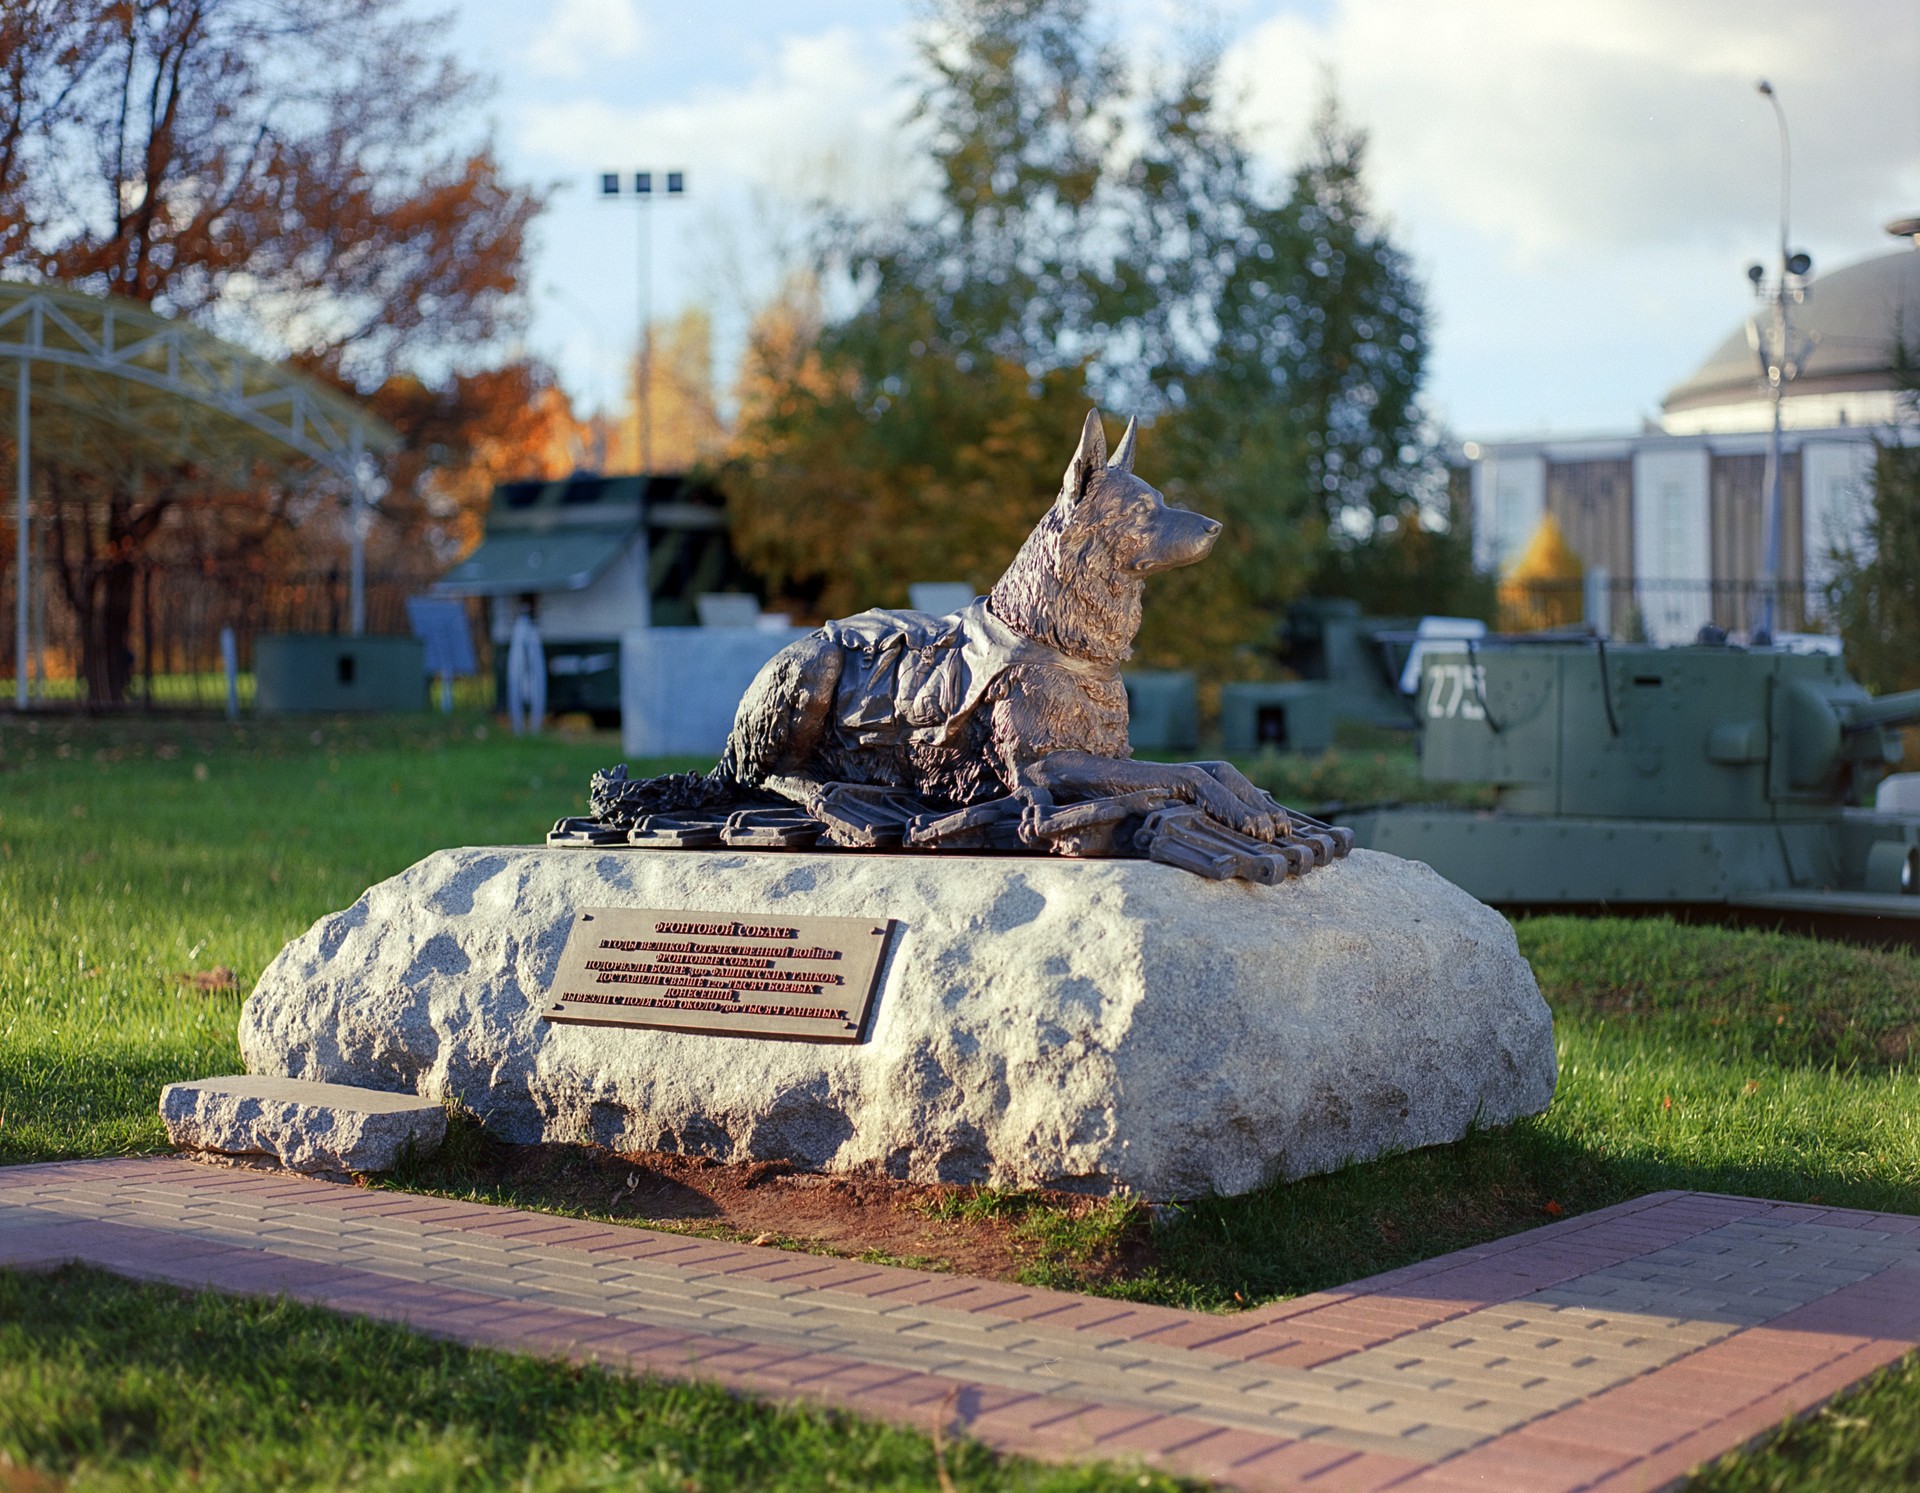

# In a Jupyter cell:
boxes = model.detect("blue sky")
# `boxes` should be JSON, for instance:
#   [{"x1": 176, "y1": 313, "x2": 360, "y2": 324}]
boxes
[{"x1": 441, "y1": 0, "x2": 1920, "y2": 441}]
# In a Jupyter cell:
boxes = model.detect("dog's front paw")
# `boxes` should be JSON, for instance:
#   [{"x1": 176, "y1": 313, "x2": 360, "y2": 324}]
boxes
[
  {"x1": 1234, "y1": 808, "x2": 1283, "y2": 842},
  {"x1": 1190, "y1": 779, "x2": 1276, "y2": 841},
  {"x1": 1223, "y1": 781, "x2": 1285, "y2": 841}
]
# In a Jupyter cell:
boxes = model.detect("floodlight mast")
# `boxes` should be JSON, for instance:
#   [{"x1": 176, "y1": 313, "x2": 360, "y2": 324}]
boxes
[
  {"x1": 597, "y1": 169, "x2": 686, "y2": 475},
  {"x1": 1752, "y1": 79, "x2": 1805, "y2": 642},
  {"x1": 13, "y1": 359, "x2": 26, "y2": 709},
  {"x1": 348, "y1": 426, "x2": 367, "y2": 636}
]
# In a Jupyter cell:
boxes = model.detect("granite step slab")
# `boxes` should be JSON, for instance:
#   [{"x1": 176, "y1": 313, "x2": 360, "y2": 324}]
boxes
[{"x1": 160, "y1": 1074, "x2": 445, "y2": 1175}]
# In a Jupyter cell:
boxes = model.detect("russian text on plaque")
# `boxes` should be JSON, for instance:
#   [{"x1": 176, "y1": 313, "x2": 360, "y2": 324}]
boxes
[{"x1": 541, "y1": 907, "x2": 896, "y2": 1042}]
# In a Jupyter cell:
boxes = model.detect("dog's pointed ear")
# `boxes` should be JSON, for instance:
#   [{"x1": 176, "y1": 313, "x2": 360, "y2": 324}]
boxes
[
  {"x1": 1108, "y1": 416, "x2": 1138, "y2": 474},
  {"x1": 1060, "y1": 409, "x2": 1106, "y2": 508}
]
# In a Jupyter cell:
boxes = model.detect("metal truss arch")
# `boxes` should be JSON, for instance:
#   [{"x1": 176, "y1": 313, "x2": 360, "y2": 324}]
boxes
[
  {"x1": 3, "y1": 281, "x2": 402, "y2": 699},
  {"x1": 0, "y1": 281, "x2": 397, "y2": 477}
]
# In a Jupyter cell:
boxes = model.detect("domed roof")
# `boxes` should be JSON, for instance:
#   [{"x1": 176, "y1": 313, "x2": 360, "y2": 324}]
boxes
[{"x1": 1662, "y1": 248, "x2": 1920, "y2": 416}]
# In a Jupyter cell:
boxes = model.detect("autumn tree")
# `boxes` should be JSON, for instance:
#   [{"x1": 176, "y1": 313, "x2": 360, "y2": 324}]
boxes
[
  {"x1": 372, "y1": 361, "x2": 589, "y2": 570},
  {"x1": 0, "y1": 0, "x2": 543, "y2": 701},
  {"x1": 616, "y1": 309, "x2": 729, "y2": 476},
  {"x1": 729, "y1": 274, "x2": 1100, "y2": 619}
]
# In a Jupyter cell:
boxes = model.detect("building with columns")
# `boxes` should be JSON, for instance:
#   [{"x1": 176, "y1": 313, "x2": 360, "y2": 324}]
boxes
[{"x1": 1463, "y1": 241, "x2": 1917, "y2": 643}]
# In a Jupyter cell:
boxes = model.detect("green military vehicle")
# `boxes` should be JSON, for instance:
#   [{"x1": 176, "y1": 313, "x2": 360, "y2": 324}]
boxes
[{"x1": 1339, "y1": 638, "x2": 1920, "y2": 940}]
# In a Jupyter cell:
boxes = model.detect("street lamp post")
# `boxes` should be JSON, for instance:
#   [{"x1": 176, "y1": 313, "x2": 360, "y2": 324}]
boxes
[
  {"x1": 598, "y1": 169, "x2": 686, "y2": 475},
  {"x1": 347, "y1": 427, "x2": 367, "y2": 637},
  {"x1": 13, "y1": 357, "x2": 27, "y2": 710},
  {"x1": 1749, "y1": 79, "x2": 1812, "y2": 642}
]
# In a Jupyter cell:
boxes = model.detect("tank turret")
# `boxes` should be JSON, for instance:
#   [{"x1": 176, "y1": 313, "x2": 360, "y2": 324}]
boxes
[{"x1": 1343, "y1": 639, "x2": 1920, "y2": 930}]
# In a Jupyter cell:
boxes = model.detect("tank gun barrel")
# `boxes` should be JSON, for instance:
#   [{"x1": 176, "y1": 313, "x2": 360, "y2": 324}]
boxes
[{"x1": 1839, "y1": 688, "x2": 1920, "y2": 733}]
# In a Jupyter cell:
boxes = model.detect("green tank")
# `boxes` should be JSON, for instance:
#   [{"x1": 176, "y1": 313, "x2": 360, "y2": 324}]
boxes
[{"x1": 1338, "y1": 639, "x2": 1920, "y2": 938}]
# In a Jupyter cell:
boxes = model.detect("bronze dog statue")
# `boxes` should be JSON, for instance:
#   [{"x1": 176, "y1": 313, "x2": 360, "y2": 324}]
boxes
[
  {"x1": 572, "y1": 410, "x2": 1348, "y2": 879},
  {"x1": 724, "y1": 409, "x2": 1286, "y2": 840}
]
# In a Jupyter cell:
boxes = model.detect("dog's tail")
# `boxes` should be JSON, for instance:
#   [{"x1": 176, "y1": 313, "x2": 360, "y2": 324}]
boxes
[{"x1": 588, "y1": 761, "x2": 743, "y2": 825}]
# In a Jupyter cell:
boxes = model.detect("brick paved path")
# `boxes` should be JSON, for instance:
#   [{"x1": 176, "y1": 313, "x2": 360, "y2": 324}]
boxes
[{"x1": 3, "y1": 1159, "x2": 1917, "y2": 1491}]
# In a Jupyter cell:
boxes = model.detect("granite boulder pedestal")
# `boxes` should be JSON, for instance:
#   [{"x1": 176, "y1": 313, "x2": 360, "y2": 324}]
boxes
[{"x1": 239, "y1": 845, "x2": 1554, "y2": 1199}]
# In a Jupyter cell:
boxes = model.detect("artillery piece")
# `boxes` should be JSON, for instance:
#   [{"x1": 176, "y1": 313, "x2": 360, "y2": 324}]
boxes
[{"x1": 1339, "y1": 638, "x2": 1920, "y2": 938}]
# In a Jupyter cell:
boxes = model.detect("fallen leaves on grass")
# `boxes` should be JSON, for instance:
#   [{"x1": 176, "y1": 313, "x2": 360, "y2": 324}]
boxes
[{"x1": 0, "y1": 1450, "x2": 64, "y2": 1493}]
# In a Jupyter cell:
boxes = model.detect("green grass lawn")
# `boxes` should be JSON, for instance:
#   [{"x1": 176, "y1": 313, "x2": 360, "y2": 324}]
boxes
[
  {"x1": 0, "y1": 1265, "x2": 1177, "y2": 1493},
  {"x1": 0, "y1": 711, "x2": 679, "y2": 1162},
  {"x1": 1, "y1": 713, "x2": 1916, "y2": 1489}
]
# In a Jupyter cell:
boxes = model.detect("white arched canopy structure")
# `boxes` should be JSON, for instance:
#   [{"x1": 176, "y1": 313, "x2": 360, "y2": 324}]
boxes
[{"x1": 0, "y1": 280, "x2": 398, "y2": 708}]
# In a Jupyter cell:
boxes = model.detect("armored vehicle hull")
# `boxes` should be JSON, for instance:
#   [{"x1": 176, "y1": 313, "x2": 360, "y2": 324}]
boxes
[
  {"x1": 1342, "y1": 805, "x2": 1920, "y2": 941},
  {"x1": 1339, "y1": 639, "x2": 1920, "y2": 942}
]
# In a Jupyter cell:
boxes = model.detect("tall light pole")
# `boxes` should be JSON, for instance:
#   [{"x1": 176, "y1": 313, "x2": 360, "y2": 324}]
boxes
[
  {"x1": 13, "y1": 357, "x2": 27, "y2": 710},
  {"x1": 347, "y1": 427, "x2": 367, "y2": 636},
  {"x1": 1749, "y1": 79, "x2": 1812, "y2": 641},
  {"x1": 598, "y1": 169, "x2": 686, "y2": 475}
]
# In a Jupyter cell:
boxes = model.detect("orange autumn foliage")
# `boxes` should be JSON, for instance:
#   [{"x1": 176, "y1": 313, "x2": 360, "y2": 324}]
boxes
[
  {"x1": 1498, "y1": 514, "x2": 1585, "y2": 633},
  {"x1": 614, "y1": 310, "x2": 730, "y2": 475},
  {"x1": 370, "y1": 362, "x2": 590, "y2": 567},
  {"x1": 722, "y1": 278, "x2": 1100, "y2": 622}
]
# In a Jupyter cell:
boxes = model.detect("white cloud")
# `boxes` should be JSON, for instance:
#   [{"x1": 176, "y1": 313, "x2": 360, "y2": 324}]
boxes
[
  {"x1": 1223, "y1": 0, "x2": 1920, "y2": 261},
  {"x1": 527, "y1": 0, "x2": 647, "y2": 79},
  {"x1": 1215, "y1": 0, "x2": 1920, "y2": 431},
  {"x1": 476, "y1": 0, "x2": 1920, "y2": 433},
  {"x1": 506, "y1": 23, "x2": 917, "y2": 414},
  {"x1": 516, "y1": 27, "x2": 912, "y2": 206}
]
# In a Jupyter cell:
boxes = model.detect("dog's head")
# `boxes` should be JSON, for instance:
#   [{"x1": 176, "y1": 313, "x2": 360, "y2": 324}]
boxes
[
  {"x1": 1053, "y1": 409, "x2": 1221, "y2": 575},
  {"x1": 989, "y1": 410, "x2": 1222, "y2": 664}
]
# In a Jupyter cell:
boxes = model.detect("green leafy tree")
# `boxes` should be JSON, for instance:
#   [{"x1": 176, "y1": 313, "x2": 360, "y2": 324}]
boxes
[
  {"x1": 726, "y1": 0, "x2": 1148, "y2": 616},
  {"x1": 1831, "y1": 335, "x2": 1920, "y2": 694},
  {"x1": 1260, "y1": 97, "x2": 1429, "y2": 534},
  {"x1": 725, "y1": 1, "x2": 1468, "y2": 674},
  {"x1": 900, "y1": 0, "x2": 1120, "y2": 368},
  {"x1": 1209, "y1": 93, "x2": 1481, "y2": 621},
  {"x1": 1104, "y1": 64, "x2": 1318, "y2": 671}
]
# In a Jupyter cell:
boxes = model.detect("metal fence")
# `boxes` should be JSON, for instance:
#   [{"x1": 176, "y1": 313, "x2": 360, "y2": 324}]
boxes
[
  {"x1": 0, "y1": 560, "x2": 1848, "y2": 716},
  {"x1": 1497, "y1": 575, "x2": 1837, "y2": 644},
  {"x1": 0, "y1": 559, "x2": 495, "y2": 711}
]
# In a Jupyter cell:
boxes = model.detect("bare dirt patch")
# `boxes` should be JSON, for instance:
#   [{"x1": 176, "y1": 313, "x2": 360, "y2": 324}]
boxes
[{"x1": 392, "y1": 1134, "x2": 1158, "y2": 1287}]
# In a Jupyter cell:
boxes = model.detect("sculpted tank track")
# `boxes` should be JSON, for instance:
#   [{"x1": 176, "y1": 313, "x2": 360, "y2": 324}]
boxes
[{"x1": 552, "y1": 763, "x2": 1352, "y2": 884}]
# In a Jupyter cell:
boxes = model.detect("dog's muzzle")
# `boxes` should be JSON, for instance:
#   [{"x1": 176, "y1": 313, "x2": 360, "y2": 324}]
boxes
[{"x1": 1139, "y1": 508, "x2": 1223, "y2": 573}]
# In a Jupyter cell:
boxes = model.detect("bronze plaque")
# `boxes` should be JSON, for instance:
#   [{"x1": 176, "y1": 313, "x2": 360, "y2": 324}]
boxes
[{"x1": 540, "y1": 907, "x2": 896, "y2": 1042}]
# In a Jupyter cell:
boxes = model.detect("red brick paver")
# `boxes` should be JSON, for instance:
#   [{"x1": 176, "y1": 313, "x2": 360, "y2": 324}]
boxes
[{"x1": 2, "y1": 1157, "x2": 1915, "y2": 1491}]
